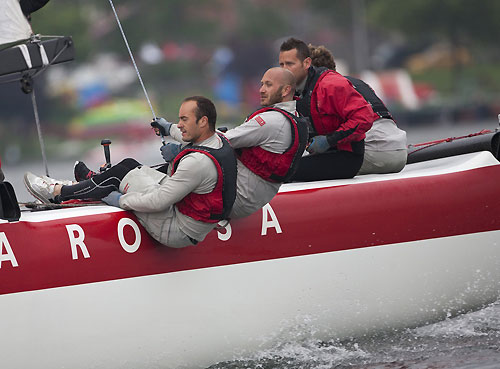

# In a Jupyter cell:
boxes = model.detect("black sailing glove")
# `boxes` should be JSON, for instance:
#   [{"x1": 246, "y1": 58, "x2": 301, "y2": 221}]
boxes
[
  {"x1": 160, "y1": 143, "x2": 182, "y2": 162},
  {"x1": 151, "y1": 117, "x2": 172, "y2": 137}
]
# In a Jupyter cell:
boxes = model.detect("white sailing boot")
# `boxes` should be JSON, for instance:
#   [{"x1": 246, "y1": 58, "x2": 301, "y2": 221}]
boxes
[{"x1": 23, "y1": 172, "x2": 73, "y2": 204}]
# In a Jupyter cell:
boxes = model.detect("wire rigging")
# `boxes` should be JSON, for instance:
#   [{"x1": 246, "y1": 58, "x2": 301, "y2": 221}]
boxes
[
  {"x1": 30, "y1": 88, "x2": 50, "y2": 177},
  {"x1": 107, "y1": 0, "x2": 157, "y2": 120}
]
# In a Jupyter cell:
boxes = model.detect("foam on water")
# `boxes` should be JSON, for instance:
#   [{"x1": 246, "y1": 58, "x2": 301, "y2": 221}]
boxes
[{"x1": 209, "y1": 300, "x2": 500, "y2": 369}]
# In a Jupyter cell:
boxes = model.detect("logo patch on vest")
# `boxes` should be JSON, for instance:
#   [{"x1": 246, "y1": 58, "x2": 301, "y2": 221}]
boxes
[{"x1": 255, "y1": 116, "x2": 266, "y2": 126}]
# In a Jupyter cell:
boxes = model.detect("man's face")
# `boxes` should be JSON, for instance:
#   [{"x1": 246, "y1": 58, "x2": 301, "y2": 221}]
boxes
[
  {"x1": 259, "y1": 69, "x2": 284, "y2": 106},
  {"x1": 279, "y1": 49, "x2": 309, "y2": 85},
  {"x1": 177, "y1": 100, "x2": 203, "y2": 143}
]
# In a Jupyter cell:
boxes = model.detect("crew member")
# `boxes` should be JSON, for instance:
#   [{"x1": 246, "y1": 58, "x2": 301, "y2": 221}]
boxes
[
  {"x1": 279, "y1": 37, "x2": 376, "y2": 181},
  {"x1": 24, "y1": 96, "x2": 237, "y2": 248},
  {"x1": 153, "y1": 67, "x2": 307, "y2": 219},
  {"x1": 308, "y1": 44, "x2": 407, "y2": 175}
]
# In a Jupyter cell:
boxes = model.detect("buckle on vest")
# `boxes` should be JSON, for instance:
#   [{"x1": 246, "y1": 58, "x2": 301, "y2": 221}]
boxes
[
  {"x1": 215, "y1": 219, "x2": 230, "y2": 230},
  {"x1": 377, "y1": 111, "x2": 393, "y2": 120}
]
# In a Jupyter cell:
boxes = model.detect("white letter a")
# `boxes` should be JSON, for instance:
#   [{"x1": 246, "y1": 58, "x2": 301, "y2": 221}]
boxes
[
  {"x1": 261, "y1": 204, "x2": 282, "y2": 236},
  {"x1": 0, "y1": 232, "x2": 18, "y2": 268}
]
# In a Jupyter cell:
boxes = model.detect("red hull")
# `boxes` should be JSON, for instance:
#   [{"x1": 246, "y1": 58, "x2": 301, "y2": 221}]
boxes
[{"x1": 1, "y1": 156, "x2": 499, "y2": 296}]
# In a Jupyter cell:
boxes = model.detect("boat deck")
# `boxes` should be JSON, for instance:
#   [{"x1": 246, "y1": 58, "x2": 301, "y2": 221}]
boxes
[
  {"x1": 282, "y1": 150, "x2": 500, "y2": 193},
  {"x1": 3, "y1": 150, "x2": 498, "y2": 224}
]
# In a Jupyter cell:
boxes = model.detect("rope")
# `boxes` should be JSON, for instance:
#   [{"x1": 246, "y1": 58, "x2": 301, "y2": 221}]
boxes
[
  {"x1": 108, "y1": 0, "x2": 157, "y2": 120},
  {"x1": 407, "y1": 129, "x2": 495, "y2": 156},
  {"x1": 19, "y1": 201, "x2": 105, "y2": 210},
  {"x1": 410, "y1": 130, "x2": 493, "y2": 148},
  {"x1": 30, "y1": 87, "x2": 50, "y2": 177},
  {"x1": 0, "y1": 75, "x2": 23, "y2": 85}
]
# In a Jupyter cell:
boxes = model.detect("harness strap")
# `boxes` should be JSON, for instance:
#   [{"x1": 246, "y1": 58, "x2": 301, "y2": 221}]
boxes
[
  {"x1": 37, "y1": 43, "x2": 49, "y2": 66},
  {"x1": 16, "y1": 44, "x2": 32, "y2": 69}
]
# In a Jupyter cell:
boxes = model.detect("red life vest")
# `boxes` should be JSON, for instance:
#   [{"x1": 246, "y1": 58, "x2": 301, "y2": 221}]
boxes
[
  {"x1": 237, "y1": 107, "x2": 308, "y2": 183},
  {"x1": 171, "y1": 134, "x2": 237, "y2": 223},
  {"x1": 296, "y1": 67, "x2": 376, "y2": 153}
]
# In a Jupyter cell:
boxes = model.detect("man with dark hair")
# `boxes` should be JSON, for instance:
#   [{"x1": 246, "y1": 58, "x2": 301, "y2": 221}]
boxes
[
  {"x1": 24, "y1": 96, "x2": 237, "y2": 248},
  {"x1": 279, "y1": 37, "x2": 376, "y2": 181},
  {"x1": 156, "y1": 67, "x2": 307, "y2": 219},
  {"x1": 307, "y1": 43, "x2": 407, "y2": 175}
]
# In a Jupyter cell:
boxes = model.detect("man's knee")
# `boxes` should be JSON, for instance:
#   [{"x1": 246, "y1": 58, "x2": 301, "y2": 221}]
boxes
[{"x1": 119, "y1": 158, "x2": 141, "y2": 169}]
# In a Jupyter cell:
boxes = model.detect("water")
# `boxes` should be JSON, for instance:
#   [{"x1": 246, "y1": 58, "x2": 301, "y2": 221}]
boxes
[{"x1": 209, "y1": 301, "x2": 500, "y2": 369}]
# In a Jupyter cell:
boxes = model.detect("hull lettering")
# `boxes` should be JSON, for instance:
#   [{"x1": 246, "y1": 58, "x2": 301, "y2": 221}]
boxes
[
  {"x1": 0, "y1": 232, "x2": 18, "y2": 268},
  {"x1": 118, "y1": 218, "x2": 141, "y2": 253},
  {"x1": 66, "y1": 224, "x2": 90, "y2": 260},
  {"x1": 261, "y1": 204, "x2": 282, "y2": 236},
  {"x1": 217, "y1": 221, "x2": 232, "y2": 241}
]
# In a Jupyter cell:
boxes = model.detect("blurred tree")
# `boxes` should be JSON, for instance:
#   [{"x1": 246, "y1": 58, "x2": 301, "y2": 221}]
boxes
[
  {"x1": 367, "y1": 0, "x2": 500, "y2": 94},
  {"x1": 305, "y1": 0, "x2": 372, "y2": 72},
  {"x1": 308, "y1": 0, "x2": 352, "y2": 28},
  {"x1": 28, "y1": 0, "x2": 96, "y2": 60},
  {"x1": 368, "y1": 0, "x2": 500, "y2": 49}
]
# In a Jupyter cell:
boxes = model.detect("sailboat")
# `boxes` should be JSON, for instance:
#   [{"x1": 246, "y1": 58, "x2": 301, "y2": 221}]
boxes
[{"x1": 1, "y1": 1, "x2": 500, "y2": 368}]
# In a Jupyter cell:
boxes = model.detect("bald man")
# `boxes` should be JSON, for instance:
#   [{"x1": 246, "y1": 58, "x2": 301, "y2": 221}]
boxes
[
  {"x1": 165, "y1": 67, "x2": 307, "y2": 218},
  {"x1": 223, "y1": 67, "x2": 307, "y2": 218}
]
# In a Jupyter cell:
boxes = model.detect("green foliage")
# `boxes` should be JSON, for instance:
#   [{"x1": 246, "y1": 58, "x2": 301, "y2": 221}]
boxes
[
  {"x1": 411, "y1": 63, "x2": 500, "y2": 97},
  {"x1": 235, "y1": 2, "x2": 287, "y2": 40},
  {"x1": 29, "y1": 1, "x2": 94, "y2": 59},
  {"x1": 367, "y1": 0, "x2": 500, "y2": 47},
  {"x1": 308, "y1": 0, "x2": 353, "y2": 29}
]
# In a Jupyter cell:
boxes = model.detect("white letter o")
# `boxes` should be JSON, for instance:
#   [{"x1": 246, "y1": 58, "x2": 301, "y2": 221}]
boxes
[{"x1": 118, "y1": 218, "x2": 141, "y2": 253}]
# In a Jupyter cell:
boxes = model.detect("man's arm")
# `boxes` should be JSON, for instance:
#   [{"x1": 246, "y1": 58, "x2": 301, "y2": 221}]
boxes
[
  {"x1": 224, "y1": 111, "x2": 289, "y2": 151},
  {"x1": 317, "y1": 75, "x2": 374, "y2": 145},
  {"x1": 119, "y1": 154, "x2": 214, "y2": 212}
]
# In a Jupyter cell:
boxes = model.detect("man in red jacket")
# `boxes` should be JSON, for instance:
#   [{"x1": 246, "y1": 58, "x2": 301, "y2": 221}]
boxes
[{"x1": 279, "y1": 37, "x2": 375, "y2": 181}]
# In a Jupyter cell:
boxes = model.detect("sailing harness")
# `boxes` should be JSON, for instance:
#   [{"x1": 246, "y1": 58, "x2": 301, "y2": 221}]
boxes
[
  {"x1": 237, "y1": 107, "x2": 309, "y2": 183},
  {"x1": 344, "y1": 76, "x2": 393, "y2": 120},
  {"x1": 296, "y1": 66, "x2": 393, "y2": 137},
  {"x1": 171, "y1": 133, "x2": 237, "y2": 222}
]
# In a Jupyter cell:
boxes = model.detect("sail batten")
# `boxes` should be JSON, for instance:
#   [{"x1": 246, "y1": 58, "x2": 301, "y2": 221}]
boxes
[
  {"x1": 0, "y1": 0, "x2": 33, "y2": 47},
  {"x1": 0, "y1": 37, "x2": 75, "y2": 78},
  {"x1": 0, "y1": 0, "x2": 73, "y2": 79}
]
